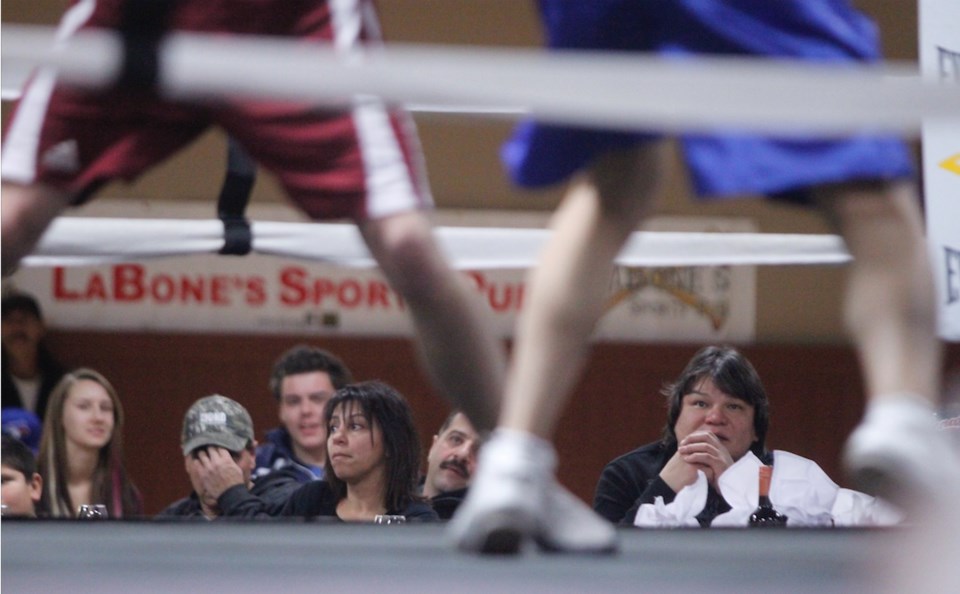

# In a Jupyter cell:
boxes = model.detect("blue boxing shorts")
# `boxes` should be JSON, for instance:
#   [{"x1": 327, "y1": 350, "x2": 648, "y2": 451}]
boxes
[{"x1": 503, "y1": 0, "x2": 913, "y2": 203}]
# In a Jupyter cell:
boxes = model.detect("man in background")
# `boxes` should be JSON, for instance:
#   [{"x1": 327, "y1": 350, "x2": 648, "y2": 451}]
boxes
[
  {"x1": 158, "y1": 394, "x2": 298, "y2": 519},
  {"x1": 422, "y1": 411, "x2": 480, "y2": 519},
  {"x1": 2, "y1": 291, "x2": 66, "y2": 421},
  {"x1": 254, "y1": 345, "x2": 354, "y2": 484}
]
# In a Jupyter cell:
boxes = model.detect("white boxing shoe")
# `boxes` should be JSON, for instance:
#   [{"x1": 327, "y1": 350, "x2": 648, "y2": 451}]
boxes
[
  {"x1": 843, "y1": 397, "x2": 960, "y2": 511},
  {"x1": 448, "y1": 429, "x2": 617, "y2": 555},
  {"x1": 448, "y1": 429, "x2": 550, "y2": 554},
  {"x1": 534, "y1": 481, "x2": 618, "y2": 554}
]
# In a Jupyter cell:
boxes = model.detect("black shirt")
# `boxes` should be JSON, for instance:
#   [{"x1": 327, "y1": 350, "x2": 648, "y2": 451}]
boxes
[
  {"x1": 219, "y1": 480, "x2": 439, "y2": 522},
  {"x1": 594, "y1": 441, "x2": 774, "y2": 527},
  {"x1": 156, "y1": 467, "x2": 303, "y2": 519}
]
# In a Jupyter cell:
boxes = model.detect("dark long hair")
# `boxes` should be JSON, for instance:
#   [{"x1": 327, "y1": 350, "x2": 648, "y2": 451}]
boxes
[
  {"x1": 661, "y1": 346, "x2": 769, "y2": 457},
  {"x1": 323, "y1": 381, "x2": 422, "y2": 513},
  {"x1": 38, "y1": 368, "x2": 141, "y2": 518}
]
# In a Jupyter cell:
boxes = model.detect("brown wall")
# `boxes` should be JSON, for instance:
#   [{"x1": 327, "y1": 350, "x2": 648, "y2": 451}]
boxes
[{"x1": 43, "y1": 331, "x2": 960, "y2": 516}]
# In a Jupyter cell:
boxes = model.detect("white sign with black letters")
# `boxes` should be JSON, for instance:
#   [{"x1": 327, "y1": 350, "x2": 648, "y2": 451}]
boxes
[{"x1": 921, "y1": 0, "x2": 960, "y2": 341}]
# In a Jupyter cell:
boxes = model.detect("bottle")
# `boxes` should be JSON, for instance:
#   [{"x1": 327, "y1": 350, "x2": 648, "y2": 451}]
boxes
[{"x1": 749, "y1": 465, "x2": 787, "y2": 527}]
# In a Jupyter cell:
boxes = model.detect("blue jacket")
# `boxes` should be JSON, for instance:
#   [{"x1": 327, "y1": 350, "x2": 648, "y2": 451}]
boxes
[{"x1": 254, "y1": 426, "x2": 324, "y2": 484}]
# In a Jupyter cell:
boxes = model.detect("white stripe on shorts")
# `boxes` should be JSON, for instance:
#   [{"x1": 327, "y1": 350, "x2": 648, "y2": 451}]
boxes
[
  {"x1": 2, "y1": 0, "x2": 97, "y2": 184},
  {"x1": 328, "y1": 0, "x2": 431, "y2": 219}
]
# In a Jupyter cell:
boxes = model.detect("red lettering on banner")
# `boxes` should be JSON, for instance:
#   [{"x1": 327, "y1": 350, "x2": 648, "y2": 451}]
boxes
[
  {"x1": 277, "y1": 266, "x2": 401, "y2": 310},
  {"x1": 246, "y1": 278, "x2": 266, "y2": 306},
  {"x1": 368, "y1": 281, "x2": 390, "y2": 307},
  {"x1": 279, "y1": 267, "x2": 308, "y2": 305},
  {"x1": 52, "y1": 268, "x2": 81, "y2": 300},
  {"x1": 465, "y1": 272, "x2": 486, "y2": 293},
  {"x1": 50, "y1": 265, "x2": 265, "y2": 306},
  {"x1": 85, "y1": 274, "x2": 108, "y2": 300},
  {"x1": 181, "y1": 276, "x2": 205, "y2": 302},
  {"x1": 114, "y1": 265, "x2": 145, "y2": 301},
  {"x1": 313, "y1": 278, "x2": 337, "y2": 305},
  {"x1": 465, "y1": 272, "x2": 524, "y2": 313},
  {"x1": 488, "y1": 284, "x2": 521, "y2": 312},
  {"x1": 152, "y1": 276, "x2": 176, "y2": 303},
  {"x1": 211, "y1": 276, "x2": 229, "y2": 305},
  {"x1": 339, "y1": 280, "x2": 361, "y2": 307}
]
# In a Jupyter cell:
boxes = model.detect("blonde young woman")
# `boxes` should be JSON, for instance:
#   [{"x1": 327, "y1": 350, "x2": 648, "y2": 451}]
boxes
[{"x1": 38, "y1": 368, "x2": 142, "y2": 518}]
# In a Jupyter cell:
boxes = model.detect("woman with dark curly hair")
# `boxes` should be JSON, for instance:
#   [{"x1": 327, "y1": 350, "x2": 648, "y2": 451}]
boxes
[
  {"x1": 210, "y1": 380, "x2": 437, "y2": 521},
  {"x1": 321, "y1": 381, "x2": 429, "y2": 520}
]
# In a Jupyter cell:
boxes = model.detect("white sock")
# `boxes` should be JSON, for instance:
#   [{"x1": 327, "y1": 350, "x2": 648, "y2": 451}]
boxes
[
  {"x1": 483, "y1": 428, "x2": 557, "y2": 471},
  {"x1": 864, "y1": 395, "x2": 938, "y2": 426}
]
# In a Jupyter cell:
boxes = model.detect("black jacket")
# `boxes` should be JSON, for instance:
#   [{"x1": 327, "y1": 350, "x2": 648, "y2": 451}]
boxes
[
  {"x1": 156, "y1": 467, "x2": 302, "y2": 519},
  {"x1": 1, "y1": 348, "x2": 65, "y2": 421},
  {"x1": 594, "y1": 441, "x2": 771, "y2": 527},
  {"x1": 219, "y1": 480, "x2": 439, "y2": 522},
  {"x1": 429, "y1": 487, "x2": 467, "y2": 520}
]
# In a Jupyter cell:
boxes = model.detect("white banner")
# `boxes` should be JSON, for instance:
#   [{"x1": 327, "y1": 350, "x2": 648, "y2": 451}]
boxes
[
  {"x1": 5, "y1": 217, "x2": 756, "y2": 344},
  {"x1": 920, "y1": 0, "x2": 960, "y2": 341}
]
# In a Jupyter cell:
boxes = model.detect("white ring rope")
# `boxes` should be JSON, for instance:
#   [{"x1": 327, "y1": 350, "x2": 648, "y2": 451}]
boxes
[
  {"x1": 22, "y1": 217, "x2": 851, "y2": 270},
  {"x1": 2, "y1": 24, "x2": 958, "y2": 135}
]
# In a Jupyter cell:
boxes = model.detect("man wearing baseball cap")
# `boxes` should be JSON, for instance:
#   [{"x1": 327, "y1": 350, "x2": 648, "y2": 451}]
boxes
[{"x1": 157, "y1": 395, "x2": 298, "y2": 519}]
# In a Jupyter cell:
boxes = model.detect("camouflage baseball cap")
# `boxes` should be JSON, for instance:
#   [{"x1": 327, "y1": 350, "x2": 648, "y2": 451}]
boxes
[{"x1": 181, "y1": 395, "x2": 254, "y2": 456}]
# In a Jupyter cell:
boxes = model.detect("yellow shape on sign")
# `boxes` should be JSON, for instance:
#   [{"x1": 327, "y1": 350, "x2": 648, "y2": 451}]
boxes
[{"x1": 940, "y1": 153, "x2": 960, "y2": 175}]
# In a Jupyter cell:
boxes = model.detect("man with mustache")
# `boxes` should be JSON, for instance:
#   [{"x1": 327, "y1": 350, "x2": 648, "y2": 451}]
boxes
[
  {"x1": 421, "y1": 411, "x2": 480, "y2": 520},
  {"x1": 1, "y1": 292, "x2": 65, "y2": 422}
]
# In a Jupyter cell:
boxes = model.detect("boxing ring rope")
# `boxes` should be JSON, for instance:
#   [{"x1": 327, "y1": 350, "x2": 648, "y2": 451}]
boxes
[
  {"x1": 3, "y1": 24, "x2": 959, "y2": 135},
  {"x1": 2, "y1": 24, "x2": 955, "y2": 270},
  {"x1": 22, "y1": 217, "x2": 852, "y2": 269}
]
